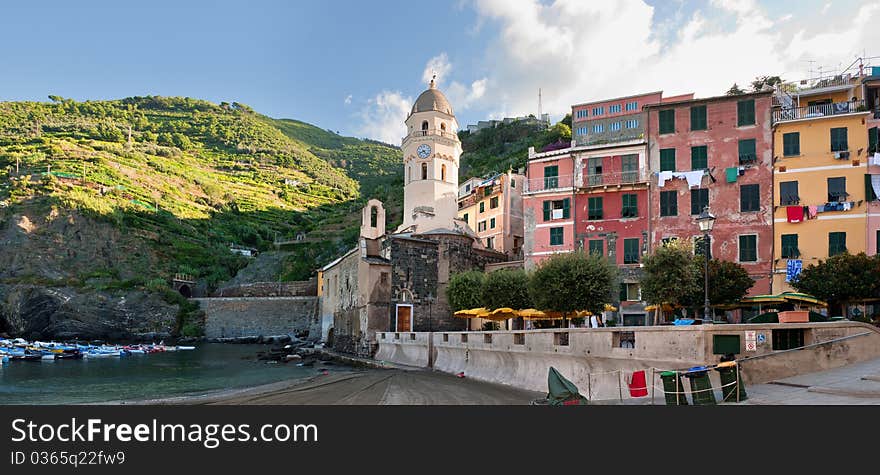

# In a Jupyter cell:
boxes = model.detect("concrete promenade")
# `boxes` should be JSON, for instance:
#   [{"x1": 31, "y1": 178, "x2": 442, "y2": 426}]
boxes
[{"x1": 743, "y1": 357, "x2": 880, "y2": 405}]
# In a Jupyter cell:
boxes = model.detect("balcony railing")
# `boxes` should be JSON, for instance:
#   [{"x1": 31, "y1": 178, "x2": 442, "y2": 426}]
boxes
[
  {"x1": 523, "y1": 175, "x2": 574, "y2": 193},
  {"x1": 773, "y1": 100, "x2": 866, "y2": 123},
  {"x1": 403, "y1": 128, "x2": 459, "y2": 142},
  {"x1": 582, "y1": 169, "x2": 649, "y2": 188}
]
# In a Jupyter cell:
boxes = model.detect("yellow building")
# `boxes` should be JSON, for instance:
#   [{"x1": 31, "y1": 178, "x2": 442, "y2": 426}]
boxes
[
  {"x1": 771, "y1": 68, "x2": 878, "y2": 293},
  {"x1": 456, "y1": 171, "x2": 525, "y2": 257}
]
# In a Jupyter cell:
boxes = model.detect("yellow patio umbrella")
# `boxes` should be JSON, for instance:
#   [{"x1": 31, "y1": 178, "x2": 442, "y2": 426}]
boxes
[
  {"x1": 482, "y1": 307, "x2": 519, "y2": 321},
  {"x1": 604, "y1": 304, "x2": 618, "y2": 312},
  {"x1": 516, "y1": 308, "x2": 547, "y2": 319},
  {"x1": 645, "y1": 303, "x2": 677, "y2": 312},
  {"x1": 453, "y1": 307, "x2": 488, "y2": 319}
]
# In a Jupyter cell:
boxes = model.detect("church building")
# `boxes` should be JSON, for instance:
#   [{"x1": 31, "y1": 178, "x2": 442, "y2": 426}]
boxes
[{"x1": 319, "y1": 78, "x2": 506, "y2": 356}]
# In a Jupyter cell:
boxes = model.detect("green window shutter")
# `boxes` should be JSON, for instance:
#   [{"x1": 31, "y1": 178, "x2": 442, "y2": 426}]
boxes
[
  {"x1": 660, "y1": 191, "x2": 677, "y2": 216},
  {"x1": 870, "y1": 127, "x2": 878, "y2": 154},
  {"x1": 867, "y1": 174, "x2": 878, "y2": 202},
  {"x1": 690, "y1": 189, "x2": 708, "y2": 215},
  {"x1": 490, "y1": 217, "x2": 495, "y2": 229},
  {"x1": 690, "y1": 105, "x2": 707, "y2": 130},
  {"x1": 588, "y1": 239, "x2": 604, "y2": 256},
  {"x1": 738, "y1": 139, "x2": 757, "y2": 164},
  {"x1": 544, "y1": 165, "x2": 559, "y2": 188},
  {"x1": 830, "y1": 128, "x2": 848, "y2": 152},
  {"x1": 660, "y1": 148, "x2": 676, "y2": 172},
  {"x1": 781, "y1": 234, "x2": 799, "y2": 258},
  {"x1": 659, "y1": 109, "x2": 675, "y2": 134},
  {"x1": 691, "y1": 145, "x2": 708, "y2": 170},
  {"x1": 479, "y1": 202, "x2": 485, "y2": 213},
  {"x1": 562, "y1": 198, "x2": 571, "y2": 219},
  {"x1": 829, "y1": 232, "x2": 846, "y2": 256},
  {"x1": 623, "y1": 238, "x2": 639, "y2": 264},
  {"x1": 739, "y1": 235, "x2": 757, "y2": 262},
  {"x1": 588, "y1": 197, "x2": 603, "y2": 220},
  {"x1": 783, "y1": 132, "x2": 800, "y2": 156},
  {"x1": 550, "y1": 227, "x2": 564, "y2": 246},
  {"x1": 542, "y1": 201, "x2": 551, "y2": 221},
  {"x1": 740, "y1": 184, "x2": 759, "y2": 212},
  {"x1": 737, "y1": 99, "x2": 755, "y2": 126},
  {"x1": 622, "y1": 194, "x2": 637, "y2": 218}
]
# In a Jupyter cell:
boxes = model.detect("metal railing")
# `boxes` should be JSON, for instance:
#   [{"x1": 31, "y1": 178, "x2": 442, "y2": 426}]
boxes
[
  {"x1": 523, "y1": 175, "x2": 574, "y2": 193},
  {"x1": 583, "y1": 169, "x2": 649, "y2": 187},
  {"x1": 773, "y1": 100, "x2": 866, "y2": 123},
  {"x1": 403, "y1": 128, "x2": 459, "y2": 142}
]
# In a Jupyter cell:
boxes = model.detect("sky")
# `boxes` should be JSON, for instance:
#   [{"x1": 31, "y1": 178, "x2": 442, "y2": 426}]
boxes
[{"x1": 1, "y1": 0, "x2": 878, "y2": 145}]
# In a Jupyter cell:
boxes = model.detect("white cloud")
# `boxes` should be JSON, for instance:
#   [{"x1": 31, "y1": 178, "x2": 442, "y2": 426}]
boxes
[
  {"x1": 355, "y1": 91, "x2": 412, "y2": 145},
  {"x1": 821, "y1": 2, "x2": 832, "y2": 14},
  {"x1": 344, "y1": 94, "x2": 352, "y2": 105},
  {"x1": 422, "y1": 53, "x2": 452, "y2": 86}
]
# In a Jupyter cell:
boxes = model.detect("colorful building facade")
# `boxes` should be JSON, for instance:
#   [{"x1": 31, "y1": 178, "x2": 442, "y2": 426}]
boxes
[
  {"x1": 646, "y1": 91, "x2": 775, "y2": 297},
  {"x1": 457, "y1": 171, "x2": 525, "y2": 258}
]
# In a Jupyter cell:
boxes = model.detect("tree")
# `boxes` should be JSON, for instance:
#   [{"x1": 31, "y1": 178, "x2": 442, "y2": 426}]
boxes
[
  {"x1": 792, "y1": 252, "x2": 880, "y2": 316},
  {"x1": 482, "y1": 269, "x2": 531, "y2": 310},
  {"x1": 529, "y1": 251, "x2": 618, "y2": 315},
  {"x1": 725, "y1": 83, "x2": 745, "y2": 95},
  {"x1": 561, "y1": 113, "x2": 572, "y2": 128},
  {"x1": 750, "y1": 75, "x2": 784, "y2": 92},
  {"x1": 682, "y1": 259, "x2": 754, "y2": 309},
  {"x1": 641, "y1": 240, "x2": 701, "y2": 320},
  {"x1": 446, "y1": 270, "x2": 485, "y2": 311}
]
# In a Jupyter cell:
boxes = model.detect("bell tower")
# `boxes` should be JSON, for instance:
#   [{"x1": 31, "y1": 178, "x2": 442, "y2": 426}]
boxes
[{"x1": 397, "y1": 76, "x2": 462, "y2": 233}]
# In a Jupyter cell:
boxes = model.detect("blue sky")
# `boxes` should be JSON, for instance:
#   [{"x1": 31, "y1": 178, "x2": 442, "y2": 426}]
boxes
[{"x1": 1, "y1": 1, "x2": 877, "y2": 143}]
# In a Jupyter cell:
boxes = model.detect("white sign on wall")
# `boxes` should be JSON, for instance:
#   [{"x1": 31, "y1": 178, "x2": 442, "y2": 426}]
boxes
[{"x1": 745, "y1": 330, "x2": 757, "y2": 352}]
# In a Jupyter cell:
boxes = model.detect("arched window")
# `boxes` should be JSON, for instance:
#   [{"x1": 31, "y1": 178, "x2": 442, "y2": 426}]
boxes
[
  {"x1": 370, "y1": 206, "x2": 378, "y2": 228},
  {"x1": 441, "y1": 164, "x2": 447, "y2": 181},
  {"x1": 421, "y1": 121, "x2": 429, "y2": 131},
  {"x1": 421, "y1": 163, "x2": 428, "y2": 180},
  {"x1": 440, "y1": 123, "x2": 446, "y2": 131}
]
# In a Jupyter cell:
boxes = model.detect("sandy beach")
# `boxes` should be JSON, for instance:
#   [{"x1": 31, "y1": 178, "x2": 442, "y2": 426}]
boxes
[{"x1": 116, "y1": 367, "x2": 543, "y2": 405}]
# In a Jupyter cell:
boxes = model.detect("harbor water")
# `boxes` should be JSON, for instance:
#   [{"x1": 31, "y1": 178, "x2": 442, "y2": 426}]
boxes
[{"x1": 0, "y1": 343, "x2": 317, "y2": 404}]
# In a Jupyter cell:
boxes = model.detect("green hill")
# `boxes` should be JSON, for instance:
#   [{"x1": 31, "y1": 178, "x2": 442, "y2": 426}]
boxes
[
  {"x1": 458, "y1": 118, "x2": 571, "y2": 180},
  {"x1": 0, "y1": 96, "x2": 403, "y2": 292}
]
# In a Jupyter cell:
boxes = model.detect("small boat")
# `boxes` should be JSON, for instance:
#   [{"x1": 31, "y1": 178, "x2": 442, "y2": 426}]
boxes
[
  {"x1": 176, "y1": 346, "x2": 196, "y2": 351},
  {"x1": 1, "y1": 356, "x2": 8, "y2": 365}
]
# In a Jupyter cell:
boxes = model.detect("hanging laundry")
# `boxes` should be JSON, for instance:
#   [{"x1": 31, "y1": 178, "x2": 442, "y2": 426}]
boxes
[
  {"x1": 725, "y1": 167, "x2": 738, "y2": 183},
  {"x1": 681, "y1": 170, "x2": 704, "y2": 188},
  {"x1": 657, "y1": 171, "x2": 673, "y2": 188},
  {"x1": 843, "y1": 201, "x2": 852, "y2": 211},
  {"x1": 872, "y1": 175, "x2": 880, "y2": 199},
  {"x1": 738, "y1": 167, "x2": 746, "y2": 176},
  {"x1": 807, "y1": 205, "x2": 818, "y2": 219},
  {"x1": 627, "y1": 370, "x2": 648, "y2": 398},
  {"x1": 816, "y1": 204, "x2": 826, "y2": 213},
  {"x1": 803, "y1": 206, "x2": 809, "y2": 219},
  {"x1": 786, "y1": 206, "x2": 804, "y2": 223},
  {"x1": 786, "y1": 259, "x2": 803, "y2": 283}
]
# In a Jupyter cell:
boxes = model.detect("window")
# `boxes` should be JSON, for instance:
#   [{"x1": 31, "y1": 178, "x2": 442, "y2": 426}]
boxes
[
  {"x1": 781, "y1": 234, "x2": 799, "y2": 258},
  {"x1": 621, "y1": 155, "x2": 638, "y2": 182},
  {"x1": 542, "y1": 198, "x2": 570, "y2": 220},
  {"x1": 690, "y1": 188, "x2": 708, "y2": 215},
  {"x1": 421, "y1": 162, "x2": 428, "y2": 179},
  {"x1": 830, "y1": 127, "x2": 848, "y2": 152},
  {"x1": 870, "y1": 127, "x2": 879, "y2": 154},
  {"x1": 783, "y1": 132, "x2": 800, "y2": 156},
  {"x1": 737, "y1": 99, "x2": 755, "y2": 126},
  {"x1": 660, "y1": 191, "x2": 677, "y2": 216},
  {"x1": 738, "y1": 139, "x2": 757, "y2": 164},
  {"x1": 370, "y1": 206, "x2": 378, "y2": 228},
  {"x1": 625, "y1": 119, "x2": 639, "y2": 128},
  {"x1": 626, "y1": 101, "x2": 639, "y2": 111},
  {"x1": 623, "y1": 238, "x2": 640, "y2": 264},
  {"x1": 588, "y1": 239, "x2": 604, "y2": 256},
  {"x1": 514, "y1": 333, "x2": 525, "y2": 345},
  {"x1": 544, "y1": 165, "x2": 558, "y2": 189},
  {"x1": 592, "y1": 124, "x2": 604, "y2": 133},
  {"x1": 694, "y1": 235, "x2": 711, "y2": 259},
  {"x1": 621, "y1": 194, "x2": 638, "y2": 218},
  {"x1": 740, "y1": 184, "x2": 760, "y2": 212},
  {"x1": 773, "y1": 329, "x2": 804, "y2": 351},
  {"x1": 829, "y1": 232, "x2": 846, "y2": 256},
  {"x1": 479, "y1": 201, "x2": 485, "y2": 213},
  {"x1": 658, "y1": 109, "x2": 675, "y2": 134},
  {"x1": 609, "y1": 104, "x2": 622, "y2": 113},
  {"x1": 691, "y1": 145, "x2": 707, "y2": 170},
  {"x1": 490, "y1": 196, "x2": 499, "y2": 209},
  {"x1": 587, "y1": 157, "x2": 604, "y2": 185},
  {"x1": 592, "y1": 106, "x2": 605, "y2": 116},
  {"x1": 486, "y1": 237, "x2": 494, "y2": 249},
  {"x1": 660, "y1": 148, "x2": 676, "y2": 172},
  {"x1": 588, "y1": 197, "x2": 603, "y2": 220},
  {"x1": 690, "y1": 105, "x2": 707, "y2": 130},
  {"x1": 441, "y1": 164, "x2": 447, "y2": 181},
  {"x1": 550, "y1": 227, "x2": 564, "y2": 246},
  {"x1": 621, "y1": 284, "x2": 641, "y2": 302},
  {"x1": 827, "y1": 177, "x2": 847, "y2": 202},
  {"x1": 780, "y1": 181, "x2": 799, "y2": 205},
  {"x1": 867, "y1": 174, "x2": 878, "y2": 201},
  {"x1": 421, "y1": 120, "x2": 428, "y2": 131},
  {"x1": 484, "y1": 187, "x2": 492, "y2": 197},
  {"x1": 477, "y1": 220, "x2": 487, "y2": 232},
  {"x1": 739, "y1": 235, "x2": 757, "y2": 262},
  {"x1": 490, "y1": 217, "x2": 496, "y2": 229},
  {"x1": 462, "y1": 213, "x2": 468, "y2": 224},
  {"x1": 577, "y1": 109, "x2": 588, "y2": 119},
  {"x1": 610, "y1": 121, "x2": 622, "y2": 131},
  {"x1": 511, "y1": 179, "x2": 515, "y2": 188}
]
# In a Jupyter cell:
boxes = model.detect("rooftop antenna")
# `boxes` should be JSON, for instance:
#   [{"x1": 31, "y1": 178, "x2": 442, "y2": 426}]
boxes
[{"x1": 538, "y1": 88, "x2": 543, "y2": 119}]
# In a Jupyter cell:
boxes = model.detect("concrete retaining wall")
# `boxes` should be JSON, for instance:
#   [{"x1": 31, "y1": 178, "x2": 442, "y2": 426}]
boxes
[
  {"x1": 195, "y1": 296, "x2": 319, "y2": 339},
  {"x1": 375, "y1": 322, "x2": 880, "y2": 399}
]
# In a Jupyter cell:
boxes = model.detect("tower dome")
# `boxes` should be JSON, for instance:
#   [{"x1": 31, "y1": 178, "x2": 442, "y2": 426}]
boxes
[{"x1": 410, "y1": 78, "x2": 454, "y2": 116}]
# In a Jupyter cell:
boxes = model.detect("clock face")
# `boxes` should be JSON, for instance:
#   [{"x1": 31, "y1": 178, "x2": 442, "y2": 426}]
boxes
[{"x1": 417, "y1": 144, "x2": 432, "y2": 159}]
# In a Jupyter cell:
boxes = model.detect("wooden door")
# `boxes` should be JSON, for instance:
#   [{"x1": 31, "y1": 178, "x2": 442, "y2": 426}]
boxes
[{"x1": 396, "y1": 305, "x2": 412, "y2": 332}]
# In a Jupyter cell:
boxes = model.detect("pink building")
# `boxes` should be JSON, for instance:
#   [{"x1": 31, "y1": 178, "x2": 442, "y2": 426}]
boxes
[{"x1": 522, "y1": 147, "x2": 576, "y2": 267}]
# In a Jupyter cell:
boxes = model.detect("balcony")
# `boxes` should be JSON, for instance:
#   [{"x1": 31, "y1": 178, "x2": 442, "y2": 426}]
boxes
[
  {"x1": 403, "y1": 128, "x2": 459, "y2": 142},
  {"x1": 772, "y1": 100, "x2": 866, "y2": 123},
  {"x1": 582, "y1": 169, "x2": 649, "y2": 188},
  {"x1": 523, "y1": 175, "x2": 574, "y2": 193}
]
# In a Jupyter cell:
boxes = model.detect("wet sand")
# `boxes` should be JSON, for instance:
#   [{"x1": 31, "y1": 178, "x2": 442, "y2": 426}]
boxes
[{"x1": 119, "y1": 368, "x2": 543, "y2": 405}]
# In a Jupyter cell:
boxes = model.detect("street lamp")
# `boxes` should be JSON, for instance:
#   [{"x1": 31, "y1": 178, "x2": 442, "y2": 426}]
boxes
[{"x1": 696, "y1": 206, "x2": 716, "y2": 323}]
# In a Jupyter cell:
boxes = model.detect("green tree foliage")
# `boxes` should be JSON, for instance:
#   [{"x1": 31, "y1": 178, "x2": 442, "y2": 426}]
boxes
[
  {"x1": 446, "y1": 270, "x2": 486, "y2": 311},
  {"x1": 683, "y1": 258, "x2": 754, "y2": 307},
  {"x1": 482, "y1": 268, "x2": 531, "y2": 310},
  {"x1": 750, "y1": 75, "x2": 784, "y2": 92},
  {"x1": 528, "y1": 251, "x2": 618, "y2": 315},
  {"x1": 725, "y1": 83, "x2": 746, "y2": 95},
  {"x1": 792, "y1": 252, "x2": 880, "y2": 314},
  {"x1": 641, "y1": 239, "x2": 701, "y2": 307},
  {"x1": 561, "y1": 113, "x2": 572, "y2": 128},
  {"x1": 459, "y1": 118, "x2": 571, "y2": 180}
]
